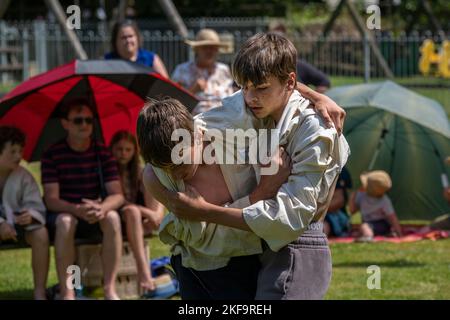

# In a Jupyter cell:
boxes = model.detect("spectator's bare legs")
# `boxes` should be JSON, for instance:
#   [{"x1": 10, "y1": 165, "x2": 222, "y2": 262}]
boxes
[
  {"x1": 25, "y1": 227, "x2": 50, "y2": 300},
  {"x1": 99, "y1": 210, "x2": 122, "y2": 300},
  {"x1": 122, "y1": 205, "x2": 155, "y2": 292},
  {"x1": 359, "y1": 223, "x2": 374, "y2": 238},
  {"x1": 54, "y1": 213, "x2": 77, "y2": 300}
]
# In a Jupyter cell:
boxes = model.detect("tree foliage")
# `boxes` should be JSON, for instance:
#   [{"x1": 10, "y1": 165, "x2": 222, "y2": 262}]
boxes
[{"x1": 3, "y1": 0, "x2": 449, "y2": 32}]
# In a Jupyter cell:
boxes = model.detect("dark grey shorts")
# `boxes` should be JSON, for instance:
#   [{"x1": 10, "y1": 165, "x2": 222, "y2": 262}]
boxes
[{"x1": 255, "y1": 222, "x2": 332, "y2": 300}]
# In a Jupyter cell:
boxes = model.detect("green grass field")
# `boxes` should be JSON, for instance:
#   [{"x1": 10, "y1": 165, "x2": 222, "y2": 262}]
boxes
[
  {"x1": 1, "y1": 238, "x2": 450, "y2": 299},
  {"x1": 327, "y1": 239, "x2": 450, "y2": 299},
  {"x1": 0, "y1": 237, "x2": 171, "y2": 300}
]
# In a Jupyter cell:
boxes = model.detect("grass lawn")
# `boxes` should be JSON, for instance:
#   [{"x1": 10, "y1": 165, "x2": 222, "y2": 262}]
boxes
[
  {"x1": 0, "y1": 237, "x2": 171, "y2": 300},
  {"x1": 327, "y1": 239, "x2": 450, "y2": 299},
  {"x1": 1, "y1": 237, "x2": 450, "y2": 300}
]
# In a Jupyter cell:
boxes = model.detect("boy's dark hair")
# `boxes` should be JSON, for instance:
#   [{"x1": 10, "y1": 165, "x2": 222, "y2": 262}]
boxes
[
  {"x1": 111, "y1": 20, "x2": 143, "y2": 55},
  {"x1": 0, "y1": 126, "x2": 26, "y2": 154},
  {"x1": 59, "y1": 98, "x2": 94, "y2": 119},
  {"x1": 232, "y1": 32, "x2": 297, "y2": 87},
  {"x1": 137, "y1": 98, "x2": 193, "y2": 168}
]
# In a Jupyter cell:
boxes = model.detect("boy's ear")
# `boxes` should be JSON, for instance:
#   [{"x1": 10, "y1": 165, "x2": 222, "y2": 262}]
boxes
[
  {"x1": 61, "y1": 118, "x2": 69, "y2": 130},
  {"x1": 286, "y1": 72, "x2": 296, "y2": 90}
]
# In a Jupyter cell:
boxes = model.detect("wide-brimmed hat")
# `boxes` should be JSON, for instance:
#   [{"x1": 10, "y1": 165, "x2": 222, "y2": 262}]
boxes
[
  {"x1": 185, "y1": 29, "x2": 228, "y2": 48},
  {"x1": 360, "y1": 170, "x2": 392, "y2": 194}
]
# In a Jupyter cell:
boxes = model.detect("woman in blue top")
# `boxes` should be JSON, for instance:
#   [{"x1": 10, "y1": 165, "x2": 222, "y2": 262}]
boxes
[{"x1": 105, "y1": 20, "x2": 169, "y2": 78}]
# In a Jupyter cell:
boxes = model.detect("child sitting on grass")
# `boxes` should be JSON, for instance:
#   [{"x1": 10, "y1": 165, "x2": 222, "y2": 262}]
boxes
[{"x1": 349, "y1": 170, "x2": 403, "y2": 241}]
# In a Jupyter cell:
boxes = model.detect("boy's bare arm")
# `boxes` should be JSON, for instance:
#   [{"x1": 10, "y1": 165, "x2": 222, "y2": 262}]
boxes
[
  {"x1": 171, "y1": 185, "x2": 251, "y2": 231},
  {"x1": 139, "y1": 186, "x2": 164, "y2": 229}
]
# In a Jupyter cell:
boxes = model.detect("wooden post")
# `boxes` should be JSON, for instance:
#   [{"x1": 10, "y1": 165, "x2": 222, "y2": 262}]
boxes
[
  {"x1": 421, "y1": 0, "x2": 445, "y2": 38},
  {"x1": 157, "y1": 0, "x2": 189, "y2": 39},
  {"x1": 117, "y1": 0, "x2": 127, "y2": 22},
  {"x1": 312, "y1": 0, "x2": 346, "y2": 62},
  {"x1": 317, "y1": 0, "x2": 394, "y2": 78},
  {"x1": 44, "y1": 0, "x2": 88, "y2": 60},
  {"x1": 320, "y1": 0, "x2": 347, "y2": 38},
  {"x1": 345, "y1": 0, "x2": 394, "y2": 78}
]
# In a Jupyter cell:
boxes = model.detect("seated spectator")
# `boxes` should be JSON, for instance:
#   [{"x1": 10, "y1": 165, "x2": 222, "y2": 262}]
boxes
[
  {"x1": 324, "y1": 166, "x2": 352, "y2": 237},
  {"x1": 349, "y1": 170, "x2": 403, "y2": 241},
  {"x1": 110, "y1": 130, "x2": 164, "y2": 295},
  {"x1": 0, "y1": 126, "x2": 49, "y2": 300},
  {"x1": 105, "y1": 20, "x2": 169, "y2": 78},
  {"x1": 41, "y1": 98, "x2": 125, "y2": 300},
  {"x1": 296, "y1": 60, "x2": 331, "y2": 93},
  {"x1": 171, "y1": 28, "x2": 235, "y2": 115}
]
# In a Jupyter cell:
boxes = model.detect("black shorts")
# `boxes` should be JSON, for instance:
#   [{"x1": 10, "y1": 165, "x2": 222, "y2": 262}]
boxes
[
  {"x1": 366, "y1": 219, "x2": 391, "y2": 236},
  {"x1": 170, "y1": 254, "x2": 261, "y2": 300},
  {"x1": 46, "y1": 212, "x2": 102, "y2": 242}
]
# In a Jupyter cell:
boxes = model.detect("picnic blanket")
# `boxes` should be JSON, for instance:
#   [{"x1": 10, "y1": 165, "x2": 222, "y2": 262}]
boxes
[{"x1": 328, "y1": 224, "x2": 450, "y2": 244}]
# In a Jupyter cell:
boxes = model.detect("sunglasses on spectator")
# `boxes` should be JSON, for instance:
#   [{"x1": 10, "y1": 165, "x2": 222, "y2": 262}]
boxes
[{"x1": 68, "y1": 117, "x2": 94, "y2": 125}]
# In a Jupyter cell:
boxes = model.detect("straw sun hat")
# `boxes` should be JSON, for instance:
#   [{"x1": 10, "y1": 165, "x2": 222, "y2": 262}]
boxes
[
  {"x1": 360, "y1": 170, "x2": 392, "y2": 196},
  {"x1": 185, "y1": 28, "x2": 229, "y2": 49}
]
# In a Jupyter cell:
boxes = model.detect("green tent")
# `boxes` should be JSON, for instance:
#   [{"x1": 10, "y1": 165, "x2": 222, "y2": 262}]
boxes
[{"x1": 326, "y1": 81, "x2": 450, "y2": 220}]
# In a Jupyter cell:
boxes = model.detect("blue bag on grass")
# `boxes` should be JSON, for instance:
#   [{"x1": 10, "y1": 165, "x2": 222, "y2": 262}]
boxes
[{"x1": 144, "y1": 256, "x2": 179, "y2": 299}]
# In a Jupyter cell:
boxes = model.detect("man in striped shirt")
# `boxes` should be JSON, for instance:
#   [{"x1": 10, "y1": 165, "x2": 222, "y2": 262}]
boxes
[{"x1": 41, "y1": 98, "x2": 125, "y2": 300}]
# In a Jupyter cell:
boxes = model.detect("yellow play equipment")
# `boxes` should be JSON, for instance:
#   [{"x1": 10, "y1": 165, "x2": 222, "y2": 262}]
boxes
[{"x1": 419, "y1": 39, "x2": 450, "y2": 78}]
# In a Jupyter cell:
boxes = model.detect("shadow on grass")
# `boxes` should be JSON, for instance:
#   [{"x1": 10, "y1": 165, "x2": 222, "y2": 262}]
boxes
[
  {"x1": 0, "y1": 289, "x2": 33, "y2": 300},
  {"x1": 333, "y1": 259, "x2": 425, "y2": 268}
]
